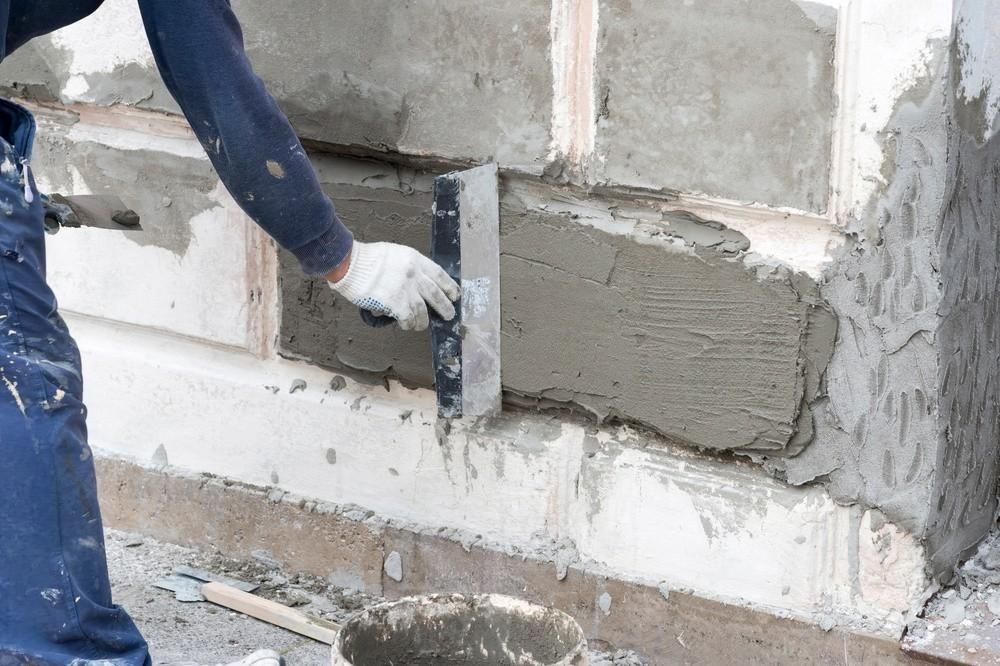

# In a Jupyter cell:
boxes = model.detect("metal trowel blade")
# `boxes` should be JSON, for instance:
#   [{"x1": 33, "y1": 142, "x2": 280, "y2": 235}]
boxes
[
  {"x1": 153, "y1": 574, "x2": 205, "y2": 603},
  {"x1": 429, "y1": 163, "x2": 502, "y2": 420},
  {"x1": 47, "y1": 193, "x2": 142, "y2": 231}
]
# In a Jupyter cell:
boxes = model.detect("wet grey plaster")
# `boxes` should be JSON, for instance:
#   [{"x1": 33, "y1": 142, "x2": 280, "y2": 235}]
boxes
[
  {"x1": 280, "y1": 156, "x2": 836, "y2": 455},
  {"x1": 775, "y1": 44, "x2": 951, "y2": 548},
  {"x1": 924, "y1": 13, "x2": 1000, "y2": 575},
  {"x1": 594, "y1": 0, "x2": 836, "y2": 212},
  {"x1": 770, "y1": 26, "x2": 1000, "y2": 578},
  {"x1": 279, "y1": 158, "x2": 437, "y2": 388}
]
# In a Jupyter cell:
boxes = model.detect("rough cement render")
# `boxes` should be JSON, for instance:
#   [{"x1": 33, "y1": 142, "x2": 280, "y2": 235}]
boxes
[
  {"x1": 925, "y1": 13, "x2": 1000, "y2": 574},
  {"x1": 594, "y1": 0, "x2": 836, "y2": 212},
  {"x1": 497, "y1": 198, "x2": 835, "y2": 453},
  {"x1": 773, "y1": 23, "x2": 1000, "y2": 578},
  {"x1": 778, "y1": 44, "x2": 951, "y2": 542},
  {"x1": 281, "y1": 157, "x2": 836, "y2": 454}
]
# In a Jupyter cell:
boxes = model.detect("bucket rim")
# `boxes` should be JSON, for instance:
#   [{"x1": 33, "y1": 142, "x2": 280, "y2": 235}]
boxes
[{"x1": 330, "y1": 592, "x2": 588, "y2": 666}]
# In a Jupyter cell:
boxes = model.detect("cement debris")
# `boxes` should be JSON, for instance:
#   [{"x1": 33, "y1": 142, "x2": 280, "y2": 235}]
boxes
[
  {"x1": 105, "y1": 529, "x2": 647, "y2": 664},
  {"x1": 586, "y1": 650, "x2": 647, "y2": 666},
  {"x1": 250, "y1": 549, "x2": 282, "y2": 570},
  {"x1": 151, "y1": 444, "x2": 169, "y2": 471},
  {"x1": 382, "y1": 551, "x2": 403, "y2": 583},
  {"x1": 905, "y1": 530, "x2": 1000, "y2": 662},
  {"x1": 598, "y1": 592, "x2": 613, "y2": 616}
]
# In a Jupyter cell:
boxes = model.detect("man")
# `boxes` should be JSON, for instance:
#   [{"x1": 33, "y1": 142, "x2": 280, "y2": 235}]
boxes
[{"x1": 0, "y1": 1, "x2": 459, "y2": 664}]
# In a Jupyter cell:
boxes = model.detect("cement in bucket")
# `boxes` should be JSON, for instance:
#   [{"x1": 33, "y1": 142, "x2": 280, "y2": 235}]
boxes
[{"x1": 331, "y1": 593, "x2": 588, "y2": 666}]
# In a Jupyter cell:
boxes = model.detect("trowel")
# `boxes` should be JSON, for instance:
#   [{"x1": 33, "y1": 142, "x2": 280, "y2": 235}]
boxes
[
  {"x1": 41, "y1": 193, "x2": 142, "y2": 233},
  {"x1": 154, "y1": 566, "x2": 340, "y2": 643},
  {"x1": 153, "y1": 565, "x2": 260, "y2": 602},
  {"x1": 361, "y1": 164, "x2": 501, "y2": 420}
]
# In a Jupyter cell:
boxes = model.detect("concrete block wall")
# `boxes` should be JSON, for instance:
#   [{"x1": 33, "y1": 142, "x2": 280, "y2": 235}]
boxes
[{"x1": 0, "y1": 0, "x2": 996, "y2": 643}]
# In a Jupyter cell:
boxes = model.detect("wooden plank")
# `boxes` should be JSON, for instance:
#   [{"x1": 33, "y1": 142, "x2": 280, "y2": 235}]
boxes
[{"x1": 201, "y1": 582, "x2": 341, "y2": 644}]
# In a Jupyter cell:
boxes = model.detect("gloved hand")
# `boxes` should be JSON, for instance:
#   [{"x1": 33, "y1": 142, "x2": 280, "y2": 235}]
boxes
[{"x1": 328, "y1": 241, "x2": 460, "y2": 331}]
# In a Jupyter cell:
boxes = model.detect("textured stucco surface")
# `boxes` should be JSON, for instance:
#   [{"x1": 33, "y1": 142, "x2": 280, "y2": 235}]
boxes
[
  {"x1": 924, "y1": 10, "x2": 1000, "y2": 573},
  {"x1": 594, "y1": 0, "x2": 837, "y2": 212},
  {"x1": 777, "y1": 44, "x2": 951, "y2": 541},
  {"x1": 773, "y1": 24, "x2": 1000, "y2": 576},
  {"x1": 281, "y1": 157, "x2": 836, "y2": 454}
]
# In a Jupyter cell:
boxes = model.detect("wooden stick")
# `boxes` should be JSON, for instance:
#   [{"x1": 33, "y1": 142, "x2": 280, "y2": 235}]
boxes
[{"x1": 201, "y1": 582, "x2": 341, "y2": 644}]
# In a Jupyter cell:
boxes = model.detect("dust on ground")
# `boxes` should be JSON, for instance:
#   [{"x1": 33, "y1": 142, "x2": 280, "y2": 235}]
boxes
[
  {"x1": 106, "y1": 529, "x2": 647, "y2": 665},
  {"x1": 905, "y1": 528, "x2": 1000, "y2": 663}
]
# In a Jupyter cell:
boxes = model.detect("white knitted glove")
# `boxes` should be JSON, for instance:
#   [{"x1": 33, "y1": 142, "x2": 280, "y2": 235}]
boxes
[{"x1": 328, "y1": 241, "x2": 460, "y2": 331}]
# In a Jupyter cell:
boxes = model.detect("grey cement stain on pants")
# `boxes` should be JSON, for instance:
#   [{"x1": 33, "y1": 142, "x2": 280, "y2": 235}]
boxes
[
  {"x1": 281, "y1": 160, "x2": 836, "y2": 455},
  {"x1": 594, "y1": 0, "x2": 836, "y2": 212}
]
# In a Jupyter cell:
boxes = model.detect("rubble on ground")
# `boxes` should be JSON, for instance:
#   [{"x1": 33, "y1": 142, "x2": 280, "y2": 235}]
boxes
[{"x1": 106, "y1": 529, "x2": 648, "y2": 665}]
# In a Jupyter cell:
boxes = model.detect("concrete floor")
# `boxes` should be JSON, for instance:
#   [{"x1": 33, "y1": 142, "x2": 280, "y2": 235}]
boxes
[
  {"x1": 107, "y1": 530, "x2": 334, "y2": 665},
  {"x1": 105, "y1": 530, "x2": 645, "y2": 666}
]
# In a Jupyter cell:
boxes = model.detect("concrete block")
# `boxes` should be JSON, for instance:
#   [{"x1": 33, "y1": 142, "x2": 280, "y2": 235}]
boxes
[
  {"x1": 593, "y1": 0, "x2": 837, "y2": 211},
  {"x1": 233, "y1": 0, "x2": 553, "y2": 170}
]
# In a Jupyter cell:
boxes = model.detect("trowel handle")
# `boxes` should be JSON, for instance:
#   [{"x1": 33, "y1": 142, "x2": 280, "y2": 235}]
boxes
[{"x1": 359, "y1": 308, "x2": 396, "y2": 328}]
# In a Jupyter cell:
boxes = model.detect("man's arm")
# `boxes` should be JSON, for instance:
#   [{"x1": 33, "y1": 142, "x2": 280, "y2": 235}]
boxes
[
  {"x1": 137, "y1": 0, "x2": 458, "y2": 328},
  {"x1": 137, "y1": 0, "x2": 351, "y2": 277}
]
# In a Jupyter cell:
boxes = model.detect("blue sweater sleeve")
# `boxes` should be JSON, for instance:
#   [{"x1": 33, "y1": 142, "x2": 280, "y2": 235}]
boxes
[{"x1": 136, "y1": 0, "x2": 353, "y2": 276}]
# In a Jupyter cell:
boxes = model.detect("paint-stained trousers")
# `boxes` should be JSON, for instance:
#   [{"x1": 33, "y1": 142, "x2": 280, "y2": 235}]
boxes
[{"x1": 0, "y1": 99, "x2": 149, "y2": 664}]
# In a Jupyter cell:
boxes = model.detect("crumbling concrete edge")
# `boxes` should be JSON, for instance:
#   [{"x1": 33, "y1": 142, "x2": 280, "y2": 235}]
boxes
[{"x1": 94, "y1": 445, "x2": 925, "y2": 637}]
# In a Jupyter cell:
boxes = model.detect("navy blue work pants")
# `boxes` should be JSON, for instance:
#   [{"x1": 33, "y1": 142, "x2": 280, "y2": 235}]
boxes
[{"x1": 0, "y1": 99, "x2": 149, "y2": 665}]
